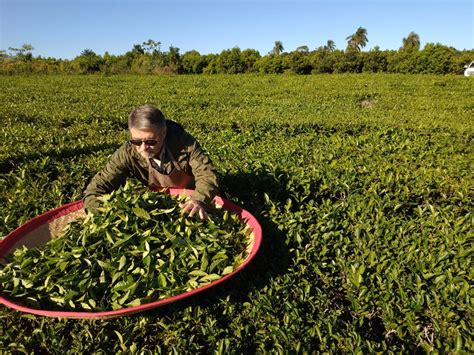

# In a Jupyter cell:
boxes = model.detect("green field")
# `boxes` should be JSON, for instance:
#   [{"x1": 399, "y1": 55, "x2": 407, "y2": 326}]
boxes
[{"x1": 0, "y1": 74, "x2": 472, "y2": 352}]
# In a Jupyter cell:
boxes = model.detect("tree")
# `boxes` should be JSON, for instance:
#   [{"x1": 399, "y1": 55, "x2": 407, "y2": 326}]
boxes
[
  {"x1": 335, "y1": 51, "x2": 363, "y2": 73},
  {"x1": 296, "y1": 45, "x2": 309, "y2": 53},
  {"x1": 165, "y1": 45, "x2": 182, "y2": 73},
  {"x1": 324, "y1": 40, "x2": 336, "y2": 52},
  {"x1": 416, "y1": 43, "x2": 457, "y2": 74},
  {"x1": 254, "y1": 55, "x2": 286, "y2": 73},
  {"x1": 271, "y1": 41, "x2": 284, "y2": 55},
  {"x1": 401, "y1": 31, "x2": 420, "y2": 52},
  {"x1": 80, "y1": 49, "x2": 96, "y2": 57},
  {"x1": 142, "y1": 39, "x2": 161, "y2": 55},
  {"x1": 241, "y1": 49, "x2": 261, "y2": 72},
  {"x1": 362, "y1": 46, "x2": 388, "y2": 72},
  {"x1": 181, "y1": 50, "x2": 207, "y2": 74},
  {"x1": 73, "y1": 49, "x2": 104, "y2": 73},
  {"x1": 345, "y1": 27, "x2": 368, "y2": 52},
  {"x1": 215, "y1": 47, "x2": 246, "y2": 74},
  {"x1": 131, "y1": 44, "x2": 145, "y2": 55},
  {"x1": 202, "y1": 54, "x2": 219, "y2": 74},
  {"x1": 123, "y1": 44, "x2": 146, "y2": 68},
  {"x1": 8, "y1": 43, "x2": 34, "y2": 60},
  {"x1": 311, "y1": 48, "x2": 341, "y2": 73},
  {"x1": 288, "y1": 51, "x2": 312, "y2": 74}
]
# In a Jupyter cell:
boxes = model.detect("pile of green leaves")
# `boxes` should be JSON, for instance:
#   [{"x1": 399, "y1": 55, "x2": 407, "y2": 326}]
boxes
[{"x1": 0, "y1": 180, "x2": 251, "y2": 312}]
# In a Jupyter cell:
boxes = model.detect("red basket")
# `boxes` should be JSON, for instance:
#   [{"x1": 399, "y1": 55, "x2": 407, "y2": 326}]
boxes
[{"x1": 0, "y1": 188, "x2": 262, "y2": 319}]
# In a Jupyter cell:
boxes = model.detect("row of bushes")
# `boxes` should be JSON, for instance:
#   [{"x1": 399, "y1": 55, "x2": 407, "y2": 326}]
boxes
[
  {"x1": 1, "y1": 43, "x2": 472, "y2": 75},
  {"x1": 1, "y1": 75, "x2": 472, "y2": 352}
]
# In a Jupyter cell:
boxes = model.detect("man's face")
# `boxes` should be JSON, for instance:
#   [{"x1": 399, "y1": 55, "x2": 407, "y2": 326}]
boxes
[{"x1": 129, "y1": 127, "x2": 166, "y2": 159}]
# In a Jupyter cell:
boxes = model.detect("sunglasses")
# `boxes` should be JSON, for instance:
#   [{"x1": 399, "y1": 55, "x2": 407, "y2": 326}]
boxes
[{"x1": 128, "y1": 139, "x2": 158, "y2": 146}]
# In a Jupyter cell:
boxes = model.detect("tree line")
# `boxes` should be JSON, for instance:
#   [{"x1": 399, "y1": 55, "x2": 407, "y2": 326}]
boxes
[{"x1": 1, "y1": 29, "x2": 472, "y2": 75}]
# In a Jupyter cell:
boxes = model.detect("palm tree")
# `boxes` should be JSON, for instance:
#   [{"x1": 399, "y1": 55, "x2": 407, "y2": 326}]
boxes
[
  {"x1": 271, "y1": 41, "x2": 284, "y2": 55},
  {"x1": 345, "y1": 27, "x2": 368, "y2": 52},
  {"x1": 401, "y1": 31, "x2": 420, "y2": 51},
  {"x1": 324, "y1": 40, "x2": 336, "y2": 52}
]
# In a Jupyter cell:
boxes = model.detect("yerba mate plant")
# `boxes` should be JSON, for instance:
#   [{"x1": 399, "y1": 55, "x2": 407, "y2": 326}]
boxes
[
  {"x1": 0, "y1": 180, "x2": 251, "y2": 312},
  {"x1": 0, "y1": 75, "x2": 472, "y2": 353}
]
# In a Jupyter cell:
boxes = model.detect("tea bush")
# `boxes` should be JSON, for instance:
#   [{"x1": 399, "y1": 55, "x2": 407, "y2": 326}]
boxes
[{"x1": 0, "y1": 74, "x2": 472, "y2": 352}]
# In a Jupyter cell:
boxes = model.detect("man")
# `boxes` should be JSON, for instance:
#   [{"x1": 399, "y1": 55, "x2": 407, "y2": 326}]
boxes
[{"x1": 84, "y1": 105, "x2": 218, "y2": 219}]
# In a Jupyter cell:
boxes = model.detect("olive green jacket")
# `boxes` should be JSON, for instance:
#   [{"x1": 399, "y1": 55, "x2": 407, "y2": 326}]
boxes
[{"x1": 83, "y1": 121, "x2": 219, "y2": 211}]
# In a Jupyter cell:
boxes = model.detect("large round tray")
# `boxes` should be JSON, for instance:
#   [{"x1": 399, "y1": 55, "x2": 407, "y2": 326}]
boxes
[{"x1": 0, "y1": 188, "x2": 262, "y2": 319}]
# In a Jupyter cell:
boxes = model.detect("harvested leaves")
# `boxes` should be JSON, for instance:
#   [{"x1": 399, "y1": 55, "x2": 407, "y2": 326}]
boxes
[{"x1": 0, "y1": 180, "x2": 251, "y2": 311}]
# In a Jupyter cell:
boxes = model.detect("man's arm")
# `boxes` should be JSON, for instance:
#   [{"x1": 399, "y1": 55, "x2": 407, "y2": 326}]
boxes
[{"x1": 83, "y1": 144, "x2": 133, "y2": 211}]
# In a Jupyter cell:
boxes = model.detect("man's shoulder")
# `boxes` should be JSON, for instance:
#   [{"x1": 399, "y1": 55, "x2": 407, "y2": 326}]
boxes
[
  {"x1": 166, "y1": 120, "x2": 196, "y2": 145},
  {"x1": 114, "y1": 141, "x2": 133, "y2": 156},
  {"x1": 166, "y1": 120, "x2": 186, "y2": 136},
  {"x1": 111, "y1": 142, "x2": 143, "y2": 165}
]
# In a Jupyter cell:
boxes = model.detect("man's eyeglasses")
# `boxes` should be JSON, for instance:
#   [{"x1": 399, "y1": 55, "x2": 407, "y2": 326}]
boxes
[{"x1": 128, "y1": 139, "x2": 158, "y2": 146}]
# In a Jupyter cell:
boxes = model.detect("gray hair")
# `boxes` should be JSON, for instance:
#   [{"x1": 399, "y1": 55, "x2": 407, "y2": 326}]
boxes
[{"x1": 128, "y1": 105, "x2": 167, "y2": 132}]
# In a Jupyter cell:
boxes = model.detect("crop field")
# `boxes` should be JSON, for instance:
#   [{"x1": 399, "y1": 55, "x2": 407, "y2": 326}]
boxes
[{"x1": 0, "y1": 74, "x2": 472, "y2": 352}]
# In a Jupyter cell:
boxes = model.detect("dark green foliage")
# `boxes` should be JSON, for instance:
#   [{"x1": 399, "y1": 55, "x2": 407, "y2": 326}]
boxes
[
  {"x1": 73, "y1": 49, "x2": 104, "y2": 74},
  {"x1": 181, "y1": 50, "x2": 209, "y2": 74},
  {"x1": 1, "y1": 180, "x2": 250, "y2": 312},
  {"x1": 287, "y1": 52, "x2": 313, "y2": 75},
  {"x1": 1, "y1": 41, "x2": 472, "y2": 75},
  {"x1": 214, "y1": 47, "x2": 247, "y2": 74},
  {"x1": 0, "y1": 75, "x2": 472, "y2": 352},
  {"x1": 254, "y1": 54, "x2": 286, "y2": 74}
]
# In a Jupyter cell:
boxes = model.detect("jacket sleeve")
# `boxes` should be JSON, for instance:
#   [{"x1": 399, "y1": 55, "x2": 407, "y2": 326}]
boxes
[
  {"x1": 83, "y1": 144, "x2": 132, "y2": 211},
  {"x1": 183, "y1": 133, "x2": 219, "y2": 207}
]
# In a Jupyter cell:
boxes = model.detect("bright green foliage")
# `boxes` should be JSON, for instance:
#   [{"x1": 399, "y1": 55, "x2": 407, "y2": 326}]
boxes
[
  {"x1": 0, "y1": 180, "x2": 250, "y2": 311},
  {"x1": 0, "y1": 75, "x2": 472, "y2": 353}
]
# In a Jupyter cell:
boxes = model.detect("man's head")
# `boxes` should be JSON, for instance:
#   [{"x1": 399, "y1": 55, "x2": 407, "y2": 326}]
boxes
[{"x1": 128, "y1": 105, "x2": 167, "y2": 159}]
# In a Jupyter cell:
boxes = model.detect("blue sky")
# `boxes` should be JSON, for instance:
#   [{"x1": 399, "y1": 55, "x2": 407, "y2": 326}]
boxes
[{"x1": 1, "y1": 0, "x2": 472, "y2": 59}]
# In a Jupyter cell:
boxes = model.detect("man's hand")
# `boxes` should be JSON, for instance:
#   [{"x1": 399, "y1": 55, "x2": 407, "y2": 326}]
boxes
[{"x1": 179, "y1": 199, "x2": 208, "y2": 220}]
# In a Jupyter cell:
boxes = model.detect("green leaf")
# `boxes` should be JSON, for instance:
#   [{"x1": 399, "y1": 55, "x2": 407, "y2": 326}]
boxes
[
  {"x1": 158, "y1": 274, "x2": 167, "y2": 288},
  {"x1": 127, "y1": 298, "x2": 142, "y2": 307},
  {"x1": 118, "y1": 290, "x2": 131, "y2": 305},
  {"x1": 21, "y1": 279, "x2": 33, "y2": 289},
  {"x1": 50, "y1": 296, "x2": 65, "y2": 305},
  {"x1": 118, "y1": 255, "x2": 126, "y2": 271},
  {"x1": 222, "y1": 266, "x2": 234, "y2": 275},
  {"x1": 80, "y1": 302, "x2": 92, "y2": 310},
  {"x1": 188, "y1": 270, "x2": 208, "y2": 277},
  {"x1": 13, "y1": 277, "x2": 20, "y2": 288},
  {"x1": 114, "y1": 330, "x2": 126, "y2": 351},
  {"x1": 200, "y1": 249, "x2": 209, "y2": 271},
  {"x1": 200, "y1": 274, "x2": 221, "y2": 283},
  {"x1": 133, "y1": 207, "x2": 151, "y2": 220}
]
